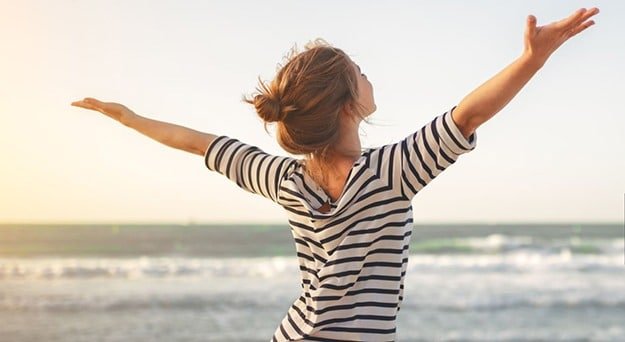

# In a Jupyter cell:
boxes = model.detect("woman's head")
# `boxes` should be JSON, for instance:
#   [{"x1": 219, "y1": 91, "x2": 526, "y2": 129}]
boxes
[{"x1": 243, "y1": 38, "x2": 375, "y2": 162}]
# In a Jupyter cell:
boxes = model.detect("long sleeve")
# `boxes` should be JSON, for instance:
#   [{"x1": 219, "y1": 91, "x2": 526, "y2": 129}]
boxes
[
  {"x1": 396, "y1": 105, "x2": 478, "y2": 200},
  {"x1": 204, "y1": 136, "x2": 298, "y2": 204}
]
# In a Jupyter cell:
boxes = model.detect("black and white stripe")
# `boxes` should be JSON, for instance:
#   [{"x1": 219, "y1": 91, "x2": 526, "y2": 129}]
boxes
[
  {"x1": 205, "y1": 136, "x2": 298, "y2": 203},
  {"x1": 204, "y1": 106, "x2": 477, "y2": 341}
]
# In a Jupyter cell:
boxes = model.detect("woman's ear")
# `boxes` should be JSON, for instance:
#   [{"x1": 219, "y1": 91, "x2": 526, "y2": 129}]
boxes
[
  {"x1": 340, "y1": 102, "x2": 358, "y2": 123},
  {"x1": 343, "y1": 101, "x2": 367, "y2": 125}
]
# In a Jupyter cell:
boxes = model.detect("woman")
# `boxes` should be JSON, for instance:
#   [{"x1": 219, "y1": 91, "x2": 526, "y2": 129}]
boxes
[{"x1": 71, "y1": 7, "x2": 598, "y2": 341}]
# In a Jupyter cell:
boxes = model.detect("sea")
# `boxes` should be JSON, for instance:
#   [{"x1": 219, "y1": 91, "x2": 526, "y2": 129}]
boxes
[{"x1": 0, "y1": 223, "x2": 623, "y2": 342}]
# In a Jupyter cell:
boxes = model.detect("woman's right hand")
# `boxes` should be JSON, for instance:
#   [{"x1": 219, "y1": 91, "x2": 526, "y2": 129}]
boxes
[
  {"x1": 71, "y1": 97, "x2": 137, "y2": 125},
  {"x1": 523, "y1": 7, "x2": 599, "y2": 68}
]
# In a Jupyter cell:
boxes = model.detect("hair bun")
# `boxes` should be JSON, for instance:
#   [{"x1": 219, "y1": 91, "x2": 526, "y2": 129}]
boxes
[{"x1": 254, "y1": 93, "x2": 284, "y2": 123}]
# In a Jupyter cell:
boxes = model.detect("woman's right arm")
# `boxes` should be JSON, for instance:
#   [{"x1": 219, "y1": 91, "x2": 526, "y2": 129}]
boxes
[
  {"x1": 451, "y1": 54, "x2": 542, "y2": 140},
  {"x1": 121, "y1": 113, "x2": 216, "y2": 156},
  {"x1": 451, "y1": 7, "x2": 599, "y2": 138},
  {"x1": 71, "y1": 97, "x2": 216, "y2": 156}
]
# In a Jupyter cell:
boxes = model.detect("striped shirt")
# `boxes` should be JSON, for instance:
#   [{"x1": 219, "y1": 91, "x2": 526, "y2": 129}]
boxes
[{"x1": 204, "y1": 105, "x2": 477, "y2": 341}]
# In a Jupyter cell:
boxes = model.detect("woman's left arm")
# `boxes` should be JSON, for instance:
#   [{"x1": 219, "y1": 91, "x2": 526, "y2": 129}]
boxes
[{"x1": 452, "y1": 7, "x2": 600, "y2": 138}]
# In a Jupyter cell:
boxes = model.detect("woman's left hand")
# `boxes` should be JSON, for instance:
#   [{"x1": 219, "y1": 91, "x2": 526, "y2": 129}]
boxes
[{"x1": 523, "y1": 7, "x2": 600, "y2": 68}]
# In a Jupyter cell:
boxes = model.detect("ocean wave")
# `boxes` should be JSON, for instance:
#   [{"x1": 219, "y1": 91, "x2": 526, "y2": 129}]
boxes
[
  {"x1": 410, "y1": 235, "x2": 623, "y2": 255},
  {"x1": 2, "y1": 292, "x2": 624, "y2": 313},
  {"x1": 402, "y1": 297, "x2": 625, "y2": 312},
  {"x1": 404, "y1": 252, "x2": 625, "y2": 273},
  {"x1": 0, "y1": 294, "x2": 289, "y2": 312},
  {"x1": 0, "y1": 256, "x2": 300, "y2": 280},
  {"x1": 1, "y1": 249, "x2": 623, "y2": 280}
]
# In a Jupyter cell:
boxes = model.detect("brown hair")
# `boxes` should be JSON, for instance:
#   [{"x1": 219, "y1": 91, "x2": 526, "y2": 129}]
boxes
[{"x1": 242, "y1": 38, "x2": 370, "y2": 187}]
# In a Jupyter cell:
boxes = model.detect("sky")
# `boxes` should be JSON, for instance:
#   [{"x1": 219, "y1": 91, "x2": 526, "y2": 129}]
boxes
[{"x1": 1, "y1": 0, "x2": 623, "y2": 225}]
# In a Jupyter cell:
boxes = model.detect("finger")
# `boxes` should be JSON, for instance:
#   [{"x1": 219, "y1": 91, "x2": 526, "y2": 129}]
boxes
[
  {"x1": 79, "y1": 98, "x2": 105, "y2": 108},
  {"x1": 571, "y1": 7, "x2": 599, "y2": 30},
  {"x1": 560, "y1": 7, "x2": 600, "y2": 31},
  {"x1": 84, "y1": 97, "x2": 102, "y2": 105},
  {"x1": 556, "y1": 8, "x2": 587, "y2": 30},
  {"x1": 569, "y1": 19, "x2": 595, "y2": 37},
  {"x1": 526, "y1": 14, "x2": 537, "y2": 36},
  {"x1": 71, "y1": 101, "x2": 98, "y2": 110}
]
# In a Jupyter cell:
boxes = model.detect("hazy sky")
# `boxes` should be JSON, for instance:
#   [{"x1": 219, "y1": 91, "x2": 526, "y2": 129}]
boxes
[{"x1": 1, "y1": 0, "x2": 623, "y2": 224}]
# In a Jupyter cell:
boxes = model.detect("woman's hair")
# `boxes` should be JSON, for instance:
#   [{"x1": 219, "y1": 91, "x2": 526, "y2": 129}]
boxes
[{"x1": 242, "y1": 38, "x2": 370, "y2": 167}]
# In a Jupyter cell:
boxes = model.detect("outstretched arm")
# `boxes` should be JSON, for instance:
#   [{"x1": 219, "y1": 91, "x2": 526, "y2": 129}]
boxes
[
  {"x1": 452, "y1": 7, "x2": 599, "y2": 139},
  {"x1": 71, "y1": 98, "x2": 216, "y2": 156}
]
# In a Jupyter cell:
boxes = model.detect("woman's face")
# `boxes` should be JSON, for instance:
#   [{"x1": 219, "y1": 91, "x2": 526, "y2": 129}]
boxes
[{"x1": 350, "y1": 59, "x2": 376, "y2": 119}]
